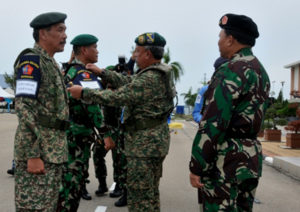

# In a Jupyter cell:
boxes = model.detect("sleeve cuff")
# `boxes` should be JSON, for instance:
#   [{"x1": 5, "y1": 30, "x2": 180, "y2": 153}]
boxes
[{"x1": 189, "y1": 157, "x2": 202, "y2": 176}]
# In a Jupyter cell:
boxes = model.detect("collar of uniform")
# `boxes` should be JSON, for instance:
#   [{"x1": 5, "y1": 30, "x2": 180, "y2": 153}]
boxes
[
  {"x1": 235, "y1": 47, "x2": 253, "y2": 57},
  {"x1": 136, "y1": 62, "x2": 162, "y2": 74},
  {"x1": 34, "y1": 43, "x2": 60, "y2": 69},
  {"x1": 73, "y1": 57, "x2": 86, "y2": 67},
  {"x1": 34, "y1": 43, "x2": 53, "y2": 60}
]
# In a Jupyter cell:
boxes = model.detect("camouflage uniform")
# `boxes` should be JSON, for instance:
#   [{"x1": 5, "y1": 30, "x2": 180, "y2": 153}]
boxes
[
  {"x1": 102, "y1": 105, "x2": 127, "y2": 191},
  {"x1": 14, "y1": 44, "x2": 69, "y2": 211},
  {"x1": 81, "y1": 63, "x2": 174, "y2": 211},
  {"x1": 190, "y1": 48, "x2": 270, "y2": 211},
  {"x1": 57, "y1": 59, "x2": 108, "y2": 212}
]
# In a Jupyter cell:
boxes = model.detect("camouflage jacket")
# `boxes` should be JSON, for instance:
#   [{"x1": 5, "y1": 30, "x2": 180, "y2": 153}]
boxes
[
  {"x1": 82, "y1": 63, "x2": 174, "y2": 157},
  {"x1": 14, "y1": 44, "x2": 69, "y2": 164},
  {"x1": 65, "y1": 59, "x2": 109, "y2": 138},
  {"x1": 190, "y1": 48, "x2": 270, "y2": 181}
]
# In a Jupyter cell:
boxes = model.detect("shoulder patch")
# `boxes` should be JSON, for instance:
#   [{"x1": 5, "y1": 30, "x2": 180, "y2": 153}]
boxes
[
  {"x1": 72, "y1": 67, "x2": 103, "y2": 90},
  {"x1": 15, "y1": 55, "x2": 41, "y2": 99}
]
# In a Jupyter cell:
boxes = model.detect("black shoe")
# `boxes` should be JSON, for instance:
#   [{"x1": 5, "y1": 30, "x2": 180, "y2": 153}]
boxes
[
  {"x1": 7, "y1": 168, "x2": 15, "y2": 176},
  {"x1": 110, "y1": 183, "x2": 123, "y2": 198},
  {"x1": 95, "y1": 185, "x2": 108, "y2": 196},
  {"x1": 114, "y1": 193, "x2": 127, "y2": 207},
  {"x1": 81, "y1": 187, "x2": 92, "y2": 200}
]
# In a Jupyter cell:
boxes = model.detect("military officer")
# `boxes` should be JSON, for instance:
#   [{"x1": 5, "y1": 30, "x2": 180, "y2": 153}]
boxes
[
  {"x1": 14, "y1": 12, "x2": 69, "y2": 211},
  {"x1": 57, "y1": 34, "x2": 113, "y2": 212},
  {"x1": 68, "y1": 32, "x2": 175, "y2": 212},
  {"x1": 189, "y1": 14, "x2": 270, "y2": 211}
]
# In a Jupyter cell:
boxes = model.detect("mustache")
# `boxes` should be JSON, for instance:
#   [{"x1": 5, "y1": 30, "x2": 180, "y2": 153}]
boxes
[{"x1": 60, "y1": 40, "x2": 66, "y2": 45}]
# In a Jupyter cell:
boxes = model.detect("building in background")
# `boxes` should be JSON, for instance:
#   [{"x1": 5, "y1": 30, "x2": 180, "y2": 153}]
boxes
[{"x1": 285, "y1": 60, "x2": 300, "y2": 101}]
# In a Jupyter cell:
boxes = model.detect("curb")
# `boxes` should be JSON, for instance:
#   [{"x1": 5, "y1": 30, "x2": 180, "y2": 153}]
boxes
[{"x1": 263, "y1": 155, "x2": 300, "y2": 181}]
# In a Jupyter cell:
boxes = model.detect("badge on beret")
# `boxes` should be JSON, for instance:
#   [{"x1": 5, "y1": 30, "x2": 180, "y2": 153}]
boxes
[
  {"x1": 221, "y1": 15, "x2": 228, "y2": 25},
  {"x1": 138, "y1": 35, "x2": 145, "y2": 45},
  {"x1": 146, "y1": 33, "x2": 155, "y2": 43}
]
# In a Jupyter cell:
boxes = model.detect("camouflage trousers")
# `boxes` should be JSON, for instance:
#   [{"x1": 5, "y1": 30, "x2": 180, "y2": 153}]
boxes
[
  {"x1": 57, "y1": 134, "x2": 92, "y2": 212},
  {"x1": 15, "y1": 161, "x2": 63, "y2": 212},
  {"x1": 127, "y1": 157, "x2": 165, "y2": 212},
  {"x1": 92, "y1": 140, "x2": 108, "y2": 179},
  {"x1": 199, "y1": 177, "x2": 259, "y2": 212},
  {"x1": 110, "y1": 128, "x2": 127, "y2": 189}
]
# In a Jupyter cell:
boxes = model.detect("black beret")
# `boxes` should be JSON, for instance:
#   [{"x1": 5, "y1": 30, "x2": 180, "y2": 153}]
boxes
[
  {"x1": 135, "y1": 32, "x2": 166, "y2": 47},
  {"x1": 30, "y1": 12, "x2": 67, "y2": 29},
  {"x1": 71, "y1": 34, "x2": 98, "y2": 46},
  {"x1": 219, "y1": 13, "x2": 259, "y2": 46}
]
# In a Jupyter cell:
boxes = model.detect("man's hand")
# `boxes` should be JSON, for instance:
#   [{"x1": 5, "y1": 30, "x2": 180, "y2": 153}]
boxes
[
  {"x1": 86, "y1": 63, "x2": 104, "y2": 75},
  {"x1": 190, "y1": 172, "x2": 204, "y2": 188},
  {"x1": 104, "y1": 136, "x2": 115, "y2": 151},
  {"x1": 67, "y1": 85, "x2": 83, "y2": 100},
  {"x1": 27, "y1": 158, "x2": 45, "y2": 174}
]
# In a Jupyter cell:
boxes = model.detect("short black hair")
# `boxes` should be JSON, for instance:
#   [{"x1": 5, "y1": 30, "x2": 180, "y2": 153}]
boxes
[
  {"x1": 224, "y1": 29, "x2": 255, "y2": 46},
  {"x1": 32, "y1": 26, "x2": 52, "y2": 43},
  {"x1": 144, "y1": 46, "x2": 164, "y2": 60},
  {"x1": 73, "y1": 45, "x2": 81, "y2": 55}
]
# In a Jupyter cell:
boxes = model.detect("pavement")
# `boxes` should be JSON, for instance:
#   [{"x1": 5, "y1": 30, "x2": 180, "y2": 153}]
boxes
[{"x1": 260, "y1": 132, "x2": 300, "y2": 181}]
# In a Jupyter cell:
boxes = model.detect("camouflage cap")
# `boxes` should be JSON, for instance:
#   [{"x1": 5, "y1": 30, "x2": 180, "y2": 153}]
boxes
[
  {"x1": 30, "y1": 12, "x2": 67, "y2": 29},
  {"x1": 70, "y1": 34, "x2": 98, "y2": 46},
  {"x1": 135, "y1": 32, "x2": 166, "y2": 47},
  {"x1": 219, "y1": 13, "x2": 259, "y2": 46}
]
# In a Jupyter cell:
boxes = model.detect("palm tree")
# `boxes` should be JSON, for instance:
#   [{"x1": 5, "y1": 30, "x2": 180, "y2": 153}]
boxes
[
  {"x1": 4, "y1": 72, "x2": 15, "y2": 90},
  {"x1": 181, "y1": 87, "x2": 197, "y2": 113},
  {"x1": 163, "y1": 48, "x2": 184, "y2": 83}
]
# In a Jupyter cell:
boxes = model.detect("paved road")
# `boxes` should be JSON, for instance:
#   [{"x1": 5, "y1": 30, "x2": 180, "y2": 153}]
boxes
[{"x1": 0, "y1": 114, "x2": 300, "y2": 211}]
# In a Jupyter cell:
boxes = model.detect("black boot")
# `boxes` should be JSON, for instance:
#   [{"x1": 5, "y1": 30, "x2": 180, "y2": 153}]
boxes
[
  {"x1": 114, "y1": 189, "x2": 127, "y2": 207},
  {"x1": 95, "y1": 177, "x2": 108, "y2": 196},
  {"x1": 109, "y1": 183, "x2": 123, "y2": 198},
  {"x1": 7, "y1": 160, "x2": 15, "y2": 176},
  {"x1": 81, "y1": 185, "x2": 92, "y2": 200},
  {"x1": 7, "y1": 168, "x2": 15, "y2": 176}
]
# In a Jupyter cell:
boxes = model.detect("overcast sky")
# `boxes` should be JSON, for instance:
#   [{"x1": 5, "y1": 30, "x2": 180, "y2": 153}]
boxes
[{"x1": 1, "y1": 0, "x2": 298, "y2": 104}]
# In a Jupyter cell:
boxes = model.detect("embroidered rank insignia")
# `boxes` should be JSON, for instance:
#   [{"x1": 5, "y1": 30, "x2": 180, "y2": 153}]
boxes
[{"x1": 15, "y1": 55, "x2": 41, "y2": 99}]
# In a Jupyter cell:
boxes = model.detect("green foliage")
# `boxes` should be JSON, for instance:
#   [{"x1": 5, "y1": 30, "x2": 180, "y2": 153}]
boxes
[
  {"x1": 4, "y1": 72, "x2": 14, "y2": 89},
  {"x1": 276, "y1": 90, "x2": 283, "y2": 103},
  {"x1": 276, "y1": 105, "x2": 297, "y2": 117},
  {"x1": 263, "y1": 121, "x2": 273, "y2": 129},
  {"x1": 276, "y1": 118, "x2": 288, "y2": 126},
  {"x1": 180, "y1": 87, "x2": 197, "y2": 107},
  {"x1": 162, "y1": 48, "x2": 184, "y2": 83}
]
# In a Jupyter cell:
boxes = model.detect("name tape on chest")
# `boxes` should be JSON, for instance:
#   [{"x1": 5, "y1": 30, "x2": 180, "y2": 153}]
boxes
[{"x1": 15, "y1": 55, "x2": 41, "y2": 99}]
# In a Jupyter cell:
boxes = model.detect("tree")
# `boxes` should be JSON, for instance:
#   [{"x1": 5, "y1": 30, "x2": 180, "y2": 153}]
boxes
[
  {"x1": 180, "y1": 87, "x2": 197, "y2": 113},
  {"x1": 4, "y1": 72, "x2": 14, "y2": 90},
  {"x1": 162, "y1": 48, "x2": 184, "y2": 83}
]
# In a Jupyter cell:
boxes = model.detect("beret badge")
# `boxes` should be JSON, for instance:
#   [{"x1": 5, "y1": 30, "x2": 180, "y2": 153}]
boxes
[
  {"x1": 138, "y1": 35, "x2": 145, "y2": 44},
  {"x1": 221, "y1": 15, "x2": 228, "y2": 25}
]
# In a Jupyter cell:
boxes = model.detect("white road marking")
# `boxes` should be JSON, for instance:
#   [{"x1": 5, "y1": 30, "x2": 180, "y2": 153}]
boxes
[{"x1": 95, "y1": 206, "x2": 107, "y2": 212}]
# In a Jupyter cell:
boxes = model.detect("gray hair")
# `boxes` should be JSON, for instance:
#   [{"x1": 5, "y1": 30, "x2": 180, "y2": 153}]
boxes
[{"x1": 144, "y1": 46, "x2": 164, "y2": 60}]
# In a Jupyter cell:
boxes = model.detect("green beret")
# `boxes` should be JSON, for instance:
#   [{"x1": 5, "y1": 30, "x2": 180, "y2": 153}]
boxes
[
  {"x1": 70, "y1": 34, "x2": 99, "y2": 46},
  {"x1": 135, "y1": 32, "x2": 166, "y2": 47},
  {"x1": 105, "y1": 65, "x2": 115, "y2": 71},
  {"x1": 30, "y1": 12, "x2": 67, "y2": 29},
  {"x1": 219, "y1": 13, "x2": 259, "y2": 46}
]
